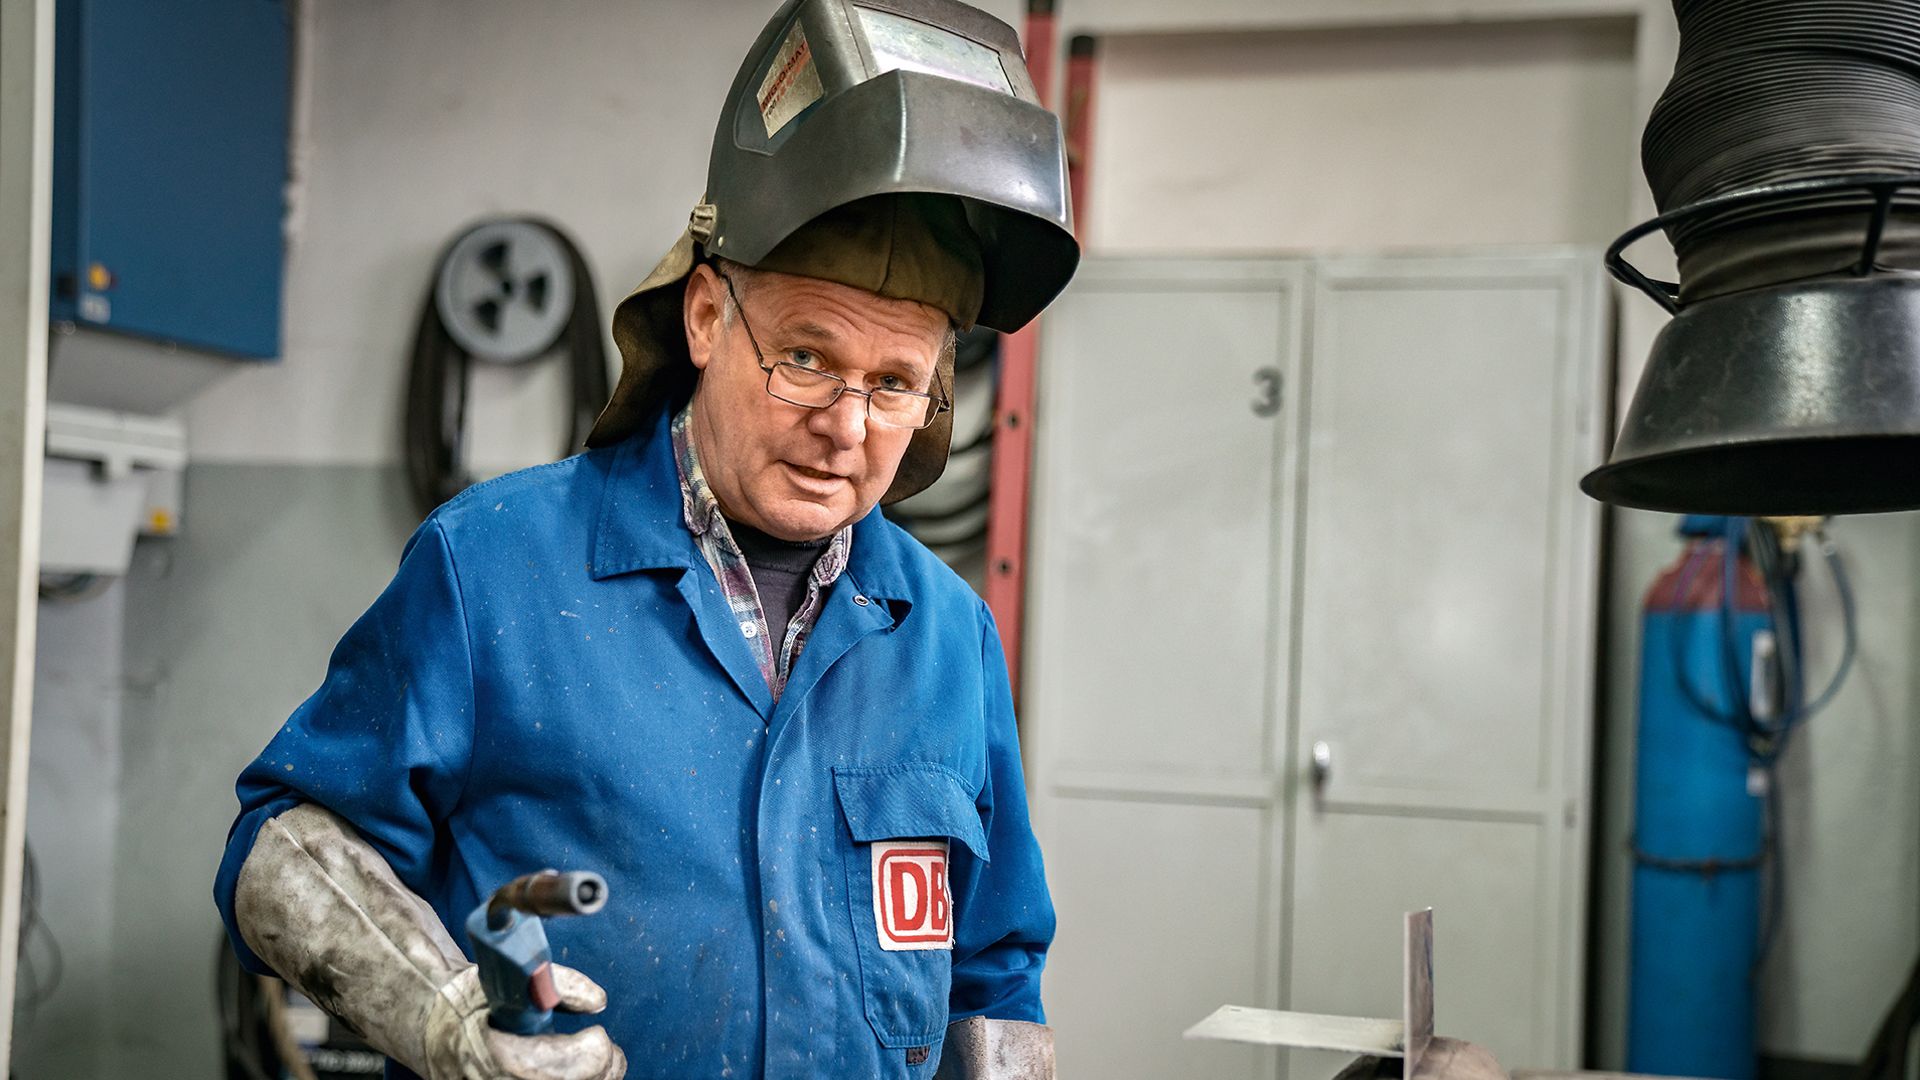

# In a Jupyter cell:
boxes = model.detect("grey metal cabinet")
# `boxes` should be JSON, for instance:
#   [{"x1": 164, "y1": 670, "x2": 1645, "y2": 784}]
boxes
[{"x1": 1027, "y1": 253, "x2": 1606, "y2": 1080}]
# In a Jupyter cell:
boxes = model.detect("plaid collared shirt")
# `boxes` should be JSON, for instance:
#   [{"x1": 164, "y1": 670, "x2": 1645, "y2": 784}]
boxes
[{"x1": 672, "y1": 407, "x2": 852, "y2": 700}]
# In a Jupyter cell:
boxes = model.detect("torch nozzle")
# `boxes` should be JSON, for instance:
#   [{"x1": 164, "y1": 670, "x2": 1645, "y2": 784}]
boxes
[{"x1": 486, "y1": 870, "x2": 609, "y2": 929}]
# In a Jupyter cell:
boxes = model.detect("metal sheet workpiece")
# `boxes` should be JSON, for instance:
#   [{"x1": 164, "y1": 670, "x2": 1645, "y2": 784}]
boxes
[
  {"x1": 1405, "y1": 908, "x2": 1435, "y2": 1076},
  {"x1": 1182, "y1": 1006, "x2": 1405, "y2": 1056}
]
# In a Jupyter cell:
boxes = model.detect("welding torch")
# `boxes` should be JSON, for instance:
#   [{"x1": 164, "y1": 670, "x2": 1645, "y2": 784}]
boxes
[{"x1": 464, "y1": 870, "x2": 609, "y2": 1035}]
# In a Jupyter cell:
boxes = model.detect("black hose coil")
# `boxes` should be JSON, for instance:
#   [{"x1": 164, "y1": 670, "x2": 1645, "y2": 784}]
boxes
[{"x1": 403, "y1": 220, "x2": 610, "y2": 517}]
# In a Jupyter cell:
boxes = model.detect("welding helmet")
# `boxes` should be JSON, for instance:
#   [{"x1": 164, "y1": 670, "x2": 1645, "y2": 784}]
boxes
[{"x1": 589, "y1": 0, "x2": 1079, "y2": 503}]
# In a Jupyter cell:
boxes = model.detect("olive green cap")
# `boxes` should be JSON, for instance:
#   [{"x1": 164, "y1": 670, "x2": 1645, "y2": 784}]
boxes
[{"x1": 594, "y1": 194, "x2": 985, "y2": 502}]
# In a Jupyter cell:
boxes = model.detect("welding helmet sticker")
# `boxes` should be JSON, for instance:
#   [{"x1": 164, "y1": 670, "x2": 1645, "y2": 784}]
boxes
[{"x1": 757, "y1": 20, "x2": 825, "y2": 138}]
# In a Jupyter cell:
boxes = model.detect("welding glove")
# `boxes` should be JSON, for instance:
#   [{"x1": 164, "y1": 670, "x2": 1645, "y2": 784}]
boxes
[
  {"x1": 234, "y1": 802, "x2": 627, "y2": 1080},
  {"x1": 933, "y1": 1017, "x2": 1056, "y2": 1079}
]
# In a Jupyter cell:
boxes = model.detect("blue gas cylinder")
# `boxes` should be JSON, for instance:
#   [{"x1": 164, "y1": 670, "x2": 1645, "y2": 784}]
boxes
[{"x1": 1627, "y1": 516, "x2": 1768, "y2": 1079}]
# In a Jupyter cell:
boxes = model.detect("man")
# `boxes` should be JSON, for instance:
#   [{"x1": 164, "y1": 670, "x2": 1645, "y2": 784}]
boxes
[{"x1": 212, "y1": 1, "x2": 1079, "y2": 1078}]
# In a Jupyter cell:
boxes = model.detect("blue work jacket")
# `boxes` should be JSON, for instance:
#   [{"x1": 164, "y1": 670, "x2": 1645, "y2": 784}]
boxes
[{"x1": 214, "y1": 410, "x2": 1054, "y2": 1079}]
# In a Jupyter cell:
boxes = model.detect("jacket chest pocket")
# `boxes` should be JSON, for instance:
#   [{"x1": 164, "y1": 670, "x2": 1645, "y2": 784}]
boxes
[{"x1": 833, "y1": 764, "x2": 990, "y2": 1052}]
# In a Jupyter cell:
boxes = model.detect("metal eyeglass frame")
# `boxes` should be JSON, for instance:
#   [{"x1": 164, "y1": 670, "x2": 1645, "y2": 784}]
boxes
[{"x1": 717, "y1": 270, "x2": 951, "y2": 430}]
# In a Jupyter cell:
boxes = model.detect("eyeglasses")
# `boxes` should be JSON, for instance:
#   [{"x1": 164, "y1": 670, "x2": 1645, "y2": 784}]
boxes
[{"x1": 718, "y1": 270, "x2": 950, "y2": 431}]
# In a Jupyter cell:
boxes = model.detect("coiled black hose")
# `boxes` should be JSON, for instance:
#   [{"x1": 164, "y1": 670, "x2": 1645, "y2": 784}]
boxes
[
  {"x1": 889, "y1": 326, "x2": 999, "y2": 563},
  {"x1": 1644, "y1": 0, "x2": 1920, "y2": 300},
  {"x1": 403, "y1": 220, "x2": 609, "y2": 517}
]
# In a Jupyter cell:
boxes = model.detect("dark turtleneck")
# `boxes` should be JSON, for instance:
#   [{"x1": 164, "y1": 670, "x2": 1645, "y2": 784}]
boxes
[{"x1": 725, "y1": 517, "x2": 832, "y2": 640}]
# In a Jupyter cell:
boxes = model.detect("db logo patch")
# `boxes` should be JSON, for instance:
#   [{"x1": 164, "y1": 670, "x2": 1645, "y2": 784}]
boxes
[{"x1": 871, "y1": 840, "x2": 952, "y2": 951}]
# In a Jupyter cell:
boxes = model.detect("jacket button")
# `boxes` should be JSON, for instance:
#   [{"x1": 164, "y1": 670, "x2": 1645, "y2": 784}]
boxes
[{"x1": 853, "y1": 595, "x2": 870, "y2": 606}]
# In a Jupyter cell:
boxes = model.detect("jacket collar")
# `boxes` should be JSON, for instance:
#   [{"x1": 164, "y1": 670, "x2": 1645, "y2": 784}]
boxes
[
  {"x1": 843, "y1": 507, "x2": 912, "y2": 605},
  {"x1": 590, "y1": 407, "x2": 916, "y2": 606},
  {"x1": 589, "y1": 409, "x2": 698, "y2": 578}
]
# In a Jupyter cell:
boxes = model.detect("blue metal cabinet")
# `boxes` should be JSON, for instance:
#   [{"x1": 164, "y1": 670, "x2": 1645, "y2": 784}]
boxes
[{"x1": 51, "y1": 0, "x2": 290, "y2": 360}]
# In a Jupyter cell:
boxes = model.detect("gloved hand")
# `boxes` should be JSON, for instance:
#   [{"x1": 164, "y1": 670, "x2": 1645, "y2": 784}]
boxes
[
  {"x1": 933, "y1": 1017, "x2": 1055, "y2": 1079},
  {"x1": 234, "y1": 802, "x2": 627, "y2": 1080},
  {"x1": 422, "y1": 964, "x2": 625, "y2": 1080}
]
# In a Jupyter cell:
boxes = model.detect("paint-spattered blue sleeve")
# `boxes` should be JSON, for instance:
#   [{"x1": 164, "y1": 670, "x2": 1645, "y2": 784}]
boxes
[
  {"x1": 948, "y1": 608, "x2": 1056, "y2": 1024},
  {"x1": 213, "y1": 517, "x2": 475, "y2": 974}
]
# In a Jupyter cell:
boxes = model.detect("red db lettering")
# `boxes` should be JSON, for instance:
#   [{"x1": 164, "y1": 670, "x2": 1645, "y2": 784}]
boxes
[
  {"x1": 890, "y1": 860, "x2": 928, "y2": 930},
  {"x1": 929, "y1": 860, "x2": 948, "y2": 932},
  {"x1": 872, "y1": 841, "x2": 953, "y2": 951}
]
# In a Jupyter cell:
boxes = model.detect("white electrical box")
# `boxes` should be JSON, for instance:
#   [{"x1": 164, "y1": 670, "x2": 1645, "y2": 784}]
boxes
[{"x1": 40, "y1": 402, "x2": 187, "y2": 575}]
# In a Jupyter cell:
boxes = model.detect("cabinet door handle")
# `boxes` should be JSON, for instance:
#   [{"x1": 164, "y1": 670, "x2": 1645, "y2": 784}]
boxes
[
  {"x1": 1252, "y1": 367, "x2": 1283, "y2": 417},
  {"x1": 1310, "y1": 740, "x2": 1333, "y2": 791}
]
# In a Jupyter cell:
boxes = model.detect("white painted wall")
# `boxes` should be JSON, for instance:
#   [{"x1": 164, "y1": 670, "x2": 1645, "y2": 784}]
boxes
[
  {"x1": 1062, "y1": 0, "x2": 1649, "y2": 36},
  {"x1": 1758, "y1": 514, "x2": 1920, "y2": 1054},
  {"x1": 1086, "y1": 19, "x2": 1639, "y2": 253},
  {"x1": 185, "y1": 0, "x2": 1024, "y2": 471},
  {"x1": 1075, "y1": 3, "x2": 1920, "y2": 1069}
]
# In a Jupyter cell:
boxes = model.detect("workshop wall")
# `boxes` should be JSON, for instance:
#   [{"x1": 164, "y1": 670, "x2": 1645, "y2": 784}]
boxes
[
  {"x1": 1086, "y1": 19, "x2": 1639, "y2": 252},
  {"x1": 30, "y1": 2, "x2": 1916, "y2": 1078},
  {"x1": 184, "y1": 0, "x2": 1024, "y2": 471},
  {"x1": 1595, "y1": 509, "x2": 1920, "y2": 1069},
  {"x1": 16, "y1": 586, "x2": 123, "y2": 1080},
  {"x1": 185, "y1": 0, "x2": 746, "y2": 470},
  {"x1": 1082, "y1": 17, "x2": 1644, "y2": 1071},
  {"x1": 1083, "y1": 10, "x2": 1920, "y2": 1072},
  {"x1": 110, "y1": 464, "x2": 415, "y2": 1079},
  {"x1": 43, "y1": 3, "x2": 1038, "y2": 1079}
]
